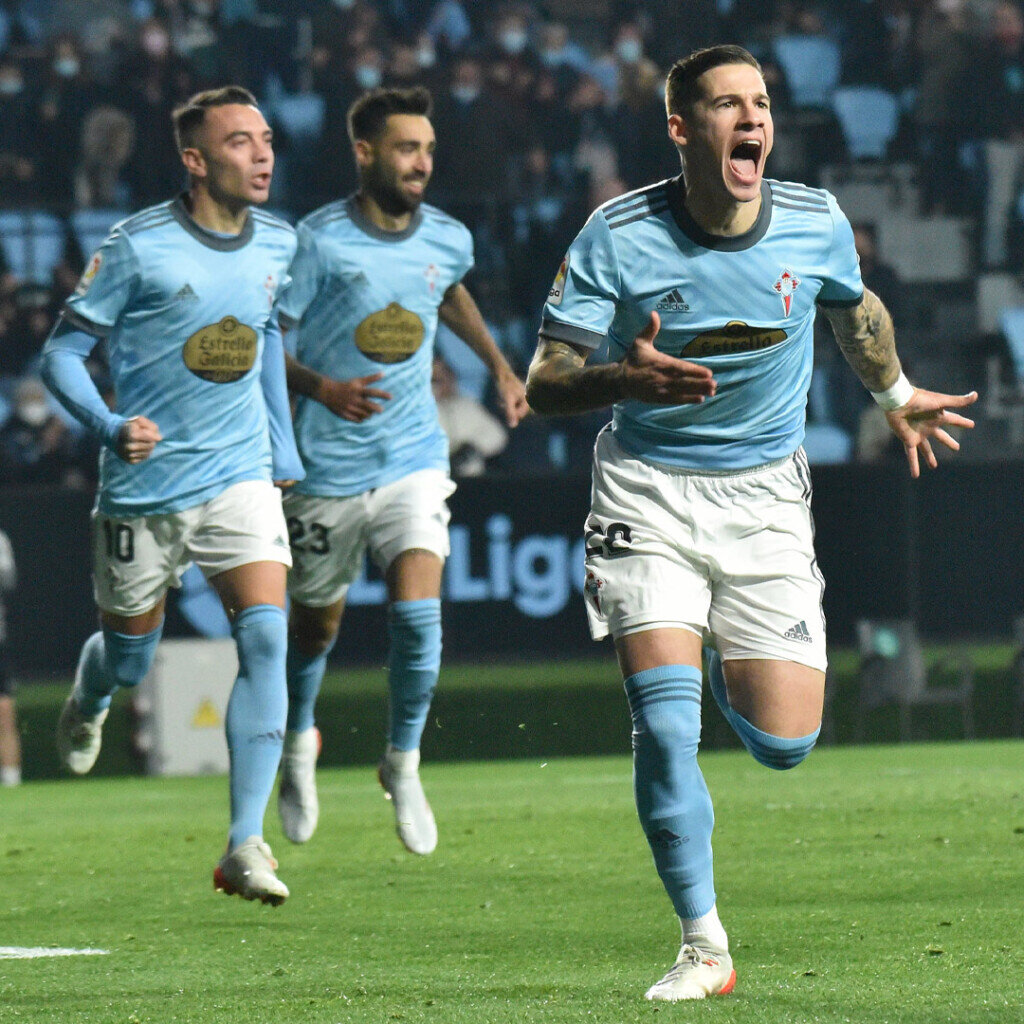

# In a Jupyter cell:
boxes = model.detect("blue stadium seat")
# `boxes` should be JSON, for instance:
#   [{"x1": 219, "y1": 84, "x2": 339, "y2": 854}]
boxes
[
  {"x1": 999, "y1": 307, "x2": 1024, "y2": 382},
  {"x1": 69, "y1": 208, "x2": 126, "y2": 260},
  {"x1": 832, "y1": 87, "x2": 899, "y2": 161},
  {"x1": 0, "y1": 209, "x2": 65, "y2": 285},
  {"x1": 773, "y1": 34, "x2": 841, "y2": 109}
]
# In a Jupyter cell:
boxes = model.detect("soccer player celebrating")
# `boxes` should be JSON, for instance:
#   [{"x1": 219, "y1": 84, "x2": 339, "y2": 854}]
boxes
[
  {"x1": 526, "y1": 46, "x2": 977, "y2": 1000},
  {"x1": 276, "y1": 86, "x2": 527, "y2": 854},
  {"x1": 41, "y1": 87, "x2": 302, "y2": 905}
]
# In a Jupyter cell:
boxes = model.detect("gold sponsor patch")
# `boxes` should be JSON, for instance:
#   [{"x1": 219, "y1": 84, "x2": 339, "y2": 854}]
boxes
[
  {"x1": 354, "y1": 303, "x2": 424, "y2": 363},
  {"x1": 182, "y1": 316, "x2": 258, "y2": 382},
  {"x1": 683, "y1": 320, "x2": 788, "y2": 357}
]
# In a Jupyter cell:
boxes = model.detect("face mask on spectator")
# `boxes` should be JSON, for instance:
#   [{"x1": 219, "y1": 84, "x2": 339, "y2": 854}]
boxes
[
  {"x1": 500, "y1": 29, "x2": 528, "y2": 55},
  {"x1": 17, "y1": 401, "x2": 49, "y2": 428},
  {"x1": 355, "y1": 64, "x2": 382, "y2": 90},
  {"x1": 0, "y1": 75, "x2": 23, "y2": 96},
  {"x1": 540, "y1": 48, "x2": 563, "y2": 68},
  {"x1": 54, "y1": 57, "x2": 80, "y2": 78},
  {"x1": 616, "y1": 39, "x2": 642, "y2": 64},
  {"x1": 417, "y1": 46, "x2": 436, "y2": 69},
  {"x1": 142, "y1": 30, "x2": 170, "y2": 59},
  {"x1": 192, "y1": 0, "x2": 214, "y2": 14},
  {"x1": 332, "y1": 0, "x2": 356, "y2": 8},
  {"x1": 451, "y1": 84, "x2": 480, "y2": 104}
]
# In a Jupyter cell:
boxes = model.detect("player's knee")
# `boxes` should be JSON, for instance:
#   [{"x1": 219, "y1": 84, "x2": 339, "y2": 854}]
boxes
[
  {"x1": 625, "y1": 666, "x2": 704, "y2": 764},
  {"x1": 101, "y1": 625, "x2": 162, "y2": 689},
  {"x1": 289, "y1": 605, "x2": 341, "y2": 658},
  {"x1": 233, "y1": 604, "x2": 287, "y2": 667}
]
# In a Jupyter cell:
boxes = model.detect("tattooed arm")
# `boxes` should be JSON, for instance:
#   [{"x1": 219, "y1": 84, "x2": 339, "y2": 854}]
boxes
[
  {"x1": 821, "y1": 288, "x2": 978, "y2": 477},
  {"x1": 526, "y1": 311, "x2": 716, "y2": 415}
]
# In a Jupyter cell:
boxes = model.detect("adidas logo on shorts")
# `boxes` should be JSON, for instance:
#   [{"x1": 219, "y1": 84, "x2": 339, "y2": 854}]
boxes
[{"x1": 784, "y1": 620, "x2": 813, "y2": 643}]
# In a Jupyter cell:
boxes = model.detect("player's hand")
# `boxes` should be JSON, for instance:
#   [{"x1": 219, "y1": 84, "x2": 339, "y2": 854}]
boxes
[
  {"x1": 316, "y1": 373, "x2": 392, "y2": 422},
  {"x1": 884, "y1": 388, "x2": 978, "y2": 478},
  {"x1": 496, "y1": 371, "x2": 530, "y2": 427},
  {"x1": 116, "y1": 416, "x2": 162, "y2": 464},
  {"x1": 621, "y1": 311, "x2": 716, "y2": 405}
]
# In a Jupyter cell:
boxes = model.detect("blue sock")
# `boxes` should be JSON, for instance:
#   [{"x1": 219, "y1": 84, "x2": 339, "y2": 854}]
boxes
[
  {"x1": 625, "y1": 664, "x2": 716, "y2": 920},
  {"x1": 705, "y1": 647, "x2": 819, "y2": 769},
  {"x1": 75, "y1": 624, "x2": 163, "y2": 716},
  {"x1": 285, "y1": 634, "x2": 336, "y2": 732},
  {"x1": 729, "y1": 710, "x2": 819, "y2": 770},
  {"x1": 227, "y1": 604, "x2": 288, "y2": 849},
  {"x1": 387, "y1": 599, "x2": 441, "y2": 752}
]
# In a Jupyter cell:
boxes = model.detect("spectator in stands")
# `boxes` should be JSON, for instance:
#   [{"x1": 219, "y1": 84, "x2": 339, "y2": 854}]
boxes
[
  {"x1": 119, "y1": 19, "x2": 196, "y2": 205},
  {"x1": 35, "y1": 33, "x2": 104, "y2": 207},
  {"x1": 592, "y1": 18, "x2": 660, "y2": 107},
  {"x1": 912, "y1": 0, "x2": 977, "y2": 215},
  {"x1": 0, "y1": 284, "x2": 53, "y2": 383},
  {"x1": 976, "y1": 0, "x2": 1024, "y2": 269},
  {"x1": 0, "y1": 55, "x2": 40, "y2": 205},
  {"x1": 74, "y1": 105, "x2": 136, "y2": 209},
  {"x1": 432, "y1": 355, "x2": 509, "y2": 476},
  {"x1": 431, "y1": 56, "x2": 511, "y2": 223},
  {"x1": 0, "y1": 376, "x2": 82, "y2": 486},
  {"x1": 610, "y1": 50, "x2": 678, "y2": 189},
  {"x1": 0, "y1": 527, "x2": 18, "y2": 787}
]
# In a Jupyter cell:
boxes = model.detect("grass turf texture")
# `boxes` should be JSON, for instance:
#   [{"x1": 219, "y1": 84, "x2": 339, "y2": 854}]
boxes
[{"x1": 2, "y1": 742, "x2": 1022, "y2": 1023}]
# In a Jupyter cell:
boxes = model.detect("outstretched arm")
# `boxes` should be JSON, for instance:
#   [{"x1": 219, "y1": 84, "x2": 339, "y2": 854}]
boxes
[
  {"x1": 526, "y1": 311, "x2": 716, "y2": 415},
  {"x1": 438, "y1": 282, "x2": 528, "y2": 427},
  {"x1": 820, "y1": 289, "x2": 977, "y2": 477}
]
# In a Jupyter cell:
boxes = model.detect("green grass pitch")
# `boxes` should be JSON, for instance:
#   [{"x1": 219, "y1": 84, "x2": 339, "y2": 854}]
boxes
[{"x1": 2, "y1": 742, "x2": 1022, "y2": 1023}]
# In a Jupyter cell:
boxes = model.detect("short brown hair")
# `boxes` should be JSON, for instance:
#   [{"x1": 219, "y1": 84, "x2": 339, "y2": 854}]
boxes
[
  {"x1": 347, "y1": 86, "x2": 433, "y2": 145},
  {"x1": 665, "y1": 45, "x2": 763, "y2": 118},
  {"x1": 172, "y1": 86, "x2": 260, "y2": 152}
]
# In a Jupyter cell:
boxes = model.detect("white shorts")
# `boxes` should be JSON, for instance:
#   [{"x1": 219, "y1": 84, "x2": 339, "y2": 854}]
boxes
[
  {"x1": 583, "y1": 429, "x2": 827, "y2": 670},
  {"x1": 284, "y1": 469, "x2": 456, "y2": 608},
  {"x1": 92, "y1": 479, "x2": 291, "y2": 617}
]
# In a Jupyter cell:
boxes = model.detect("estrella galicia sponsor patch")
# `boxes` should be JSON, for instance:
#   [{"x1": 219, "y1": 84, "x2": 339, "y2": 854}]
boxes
[
  {"x1": 75, "y1": 252, "x2": 103, "y2": 296},
  {"x1": 548, "y1": 255, "x2": 569, "y2": 306},
  {"x1": 354, "y1": 302, "x2": 425, "y2": 363},
  {"x1": 182, "y1": 316, "x2": 258, "y2": 382},
  {"x1": 683, "y1": 320, "x2": 788, "y2": 357}
]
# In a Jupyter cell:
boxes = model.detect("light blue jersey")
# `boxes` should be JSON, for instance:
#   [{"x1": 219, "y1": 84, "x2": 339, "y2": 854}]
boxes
[
  {"x1": 58, "y1": 198, "x2": 297, "y2": 515},
  {"x1": 277, "y1": 197, "x2": 474, "y2": 497},
  {"x1": 540, "y1": 177, "x2": 863, "y2": 470}
]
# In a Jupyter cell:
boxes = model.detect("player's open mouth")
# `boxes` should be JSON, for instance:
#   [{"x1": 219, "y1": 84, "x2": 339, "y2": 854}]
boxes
[{"x1": 728, "y1": 140, "x2": 762, "y2": 185}]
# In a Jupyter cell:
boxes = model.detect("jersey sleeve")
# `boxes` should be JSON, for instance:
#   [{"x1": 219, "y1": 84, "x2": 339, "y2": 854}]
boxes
[
  {"x1": 816, "y1": 194, "x2": 864, "y2": 308},
  {"x1": 454, "y1": 222, "x2": 475, "y2": 282},
  {"x1": 538, "y1": 211, "x2": 620, "y2": 351},
  {"x1": 276, "y1": 222, "x2": 321, "y2": 330},
  {"x1": 63, "y1": 227, "x2": 139, "y2": 335}
]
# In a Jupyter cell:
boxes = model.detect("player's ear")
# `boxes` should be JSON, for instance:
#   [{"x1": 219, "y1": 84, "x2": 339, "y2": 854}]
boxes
[
  {"x1": 353, "y1": 138, "x2": 374, "y2": 170},
  {"x1": 667, "y1": 113, "x2": 689, "y2": 149},
  {"x1": 180, "y1": 146, "x2": 207, "y2": 179}
]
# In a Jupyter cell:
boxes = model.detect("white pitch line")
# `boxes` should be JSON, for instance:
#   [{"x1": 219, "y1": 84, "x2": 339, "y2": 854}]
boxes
[{"x1": 0, "y1": 947, "x2": 110, "y2": 959}]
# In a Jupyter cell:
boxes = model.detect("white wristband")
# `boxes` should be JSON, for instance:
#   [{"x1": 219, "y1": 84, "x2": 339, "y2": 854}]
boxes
[{"x1": 870, "y1": 372, "x2": 915, "y2": 411}]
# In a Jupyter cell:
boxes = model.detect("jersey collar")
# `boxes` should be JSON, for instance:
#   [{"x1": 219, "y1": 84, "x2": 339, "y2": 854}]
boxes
[
  {"x1": 345, "y1": 195, "x2": 423, "y2": 242},
  {"x1": 170, "y1": 195, "x2": 255, "y2": 251},
  {"x1": 667, "y1": 176, "x2": 772, "y2": 251}
]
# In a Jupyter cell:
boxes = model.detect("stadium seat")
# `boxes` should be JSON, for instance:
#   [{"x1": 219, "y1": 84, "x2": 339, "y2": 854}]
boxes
[
  {"x1": 832, "y1": 87, "x2": 899, "y2": 161},
  {"x1": 773, "y1": 34, "x2": 841, "y2": 109},
  {"x1": 0, "y1": 209, "x2": 65, "y2": 286},
  {"x1": 854, "y1": 619, "x2": 975, "y2": 741},
  {"x1": 69, "y1": 208, "x2": 126, "y2": 260}
]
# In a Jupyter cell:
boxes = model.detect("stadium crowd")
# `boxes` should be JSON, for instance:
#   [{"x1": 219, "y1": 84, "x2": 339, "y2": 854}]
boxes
[{"x1": 2, "y1": 0, "x2": 1024, "y2": 482}]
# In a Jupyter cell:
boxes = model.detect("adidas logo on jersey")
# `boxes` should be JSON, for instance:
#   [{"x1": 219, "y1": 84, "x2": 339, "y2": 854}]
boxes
[
  {"x1": 176, "y1": 283, "x2": 198, "y2": 301},
  {"x1": 656, "y1": 288, "x2": 690, "y2": 312},
  {"x1": 783, "y1": 620, "x2": 813, "y2": 643}
]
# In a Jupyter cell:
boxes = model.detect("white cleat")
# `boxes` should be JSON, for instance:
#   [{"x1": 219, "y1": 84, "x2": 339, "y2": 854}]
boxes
[
  {"x1": 56, "y1": 692, "x2": 109, "y2": 775},
  {"x1": 278, "y1": 727, "x2": 321, "y2": 843},
  {"x1": 378, "y1": 748, "x2": 437, "y2": 855},
  {"x1": 213, "y1": 836, "x2": 289, "y2": 906},
  {"x1": 644, "y1": 943, "x2": 736, "y2": 1001}
]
